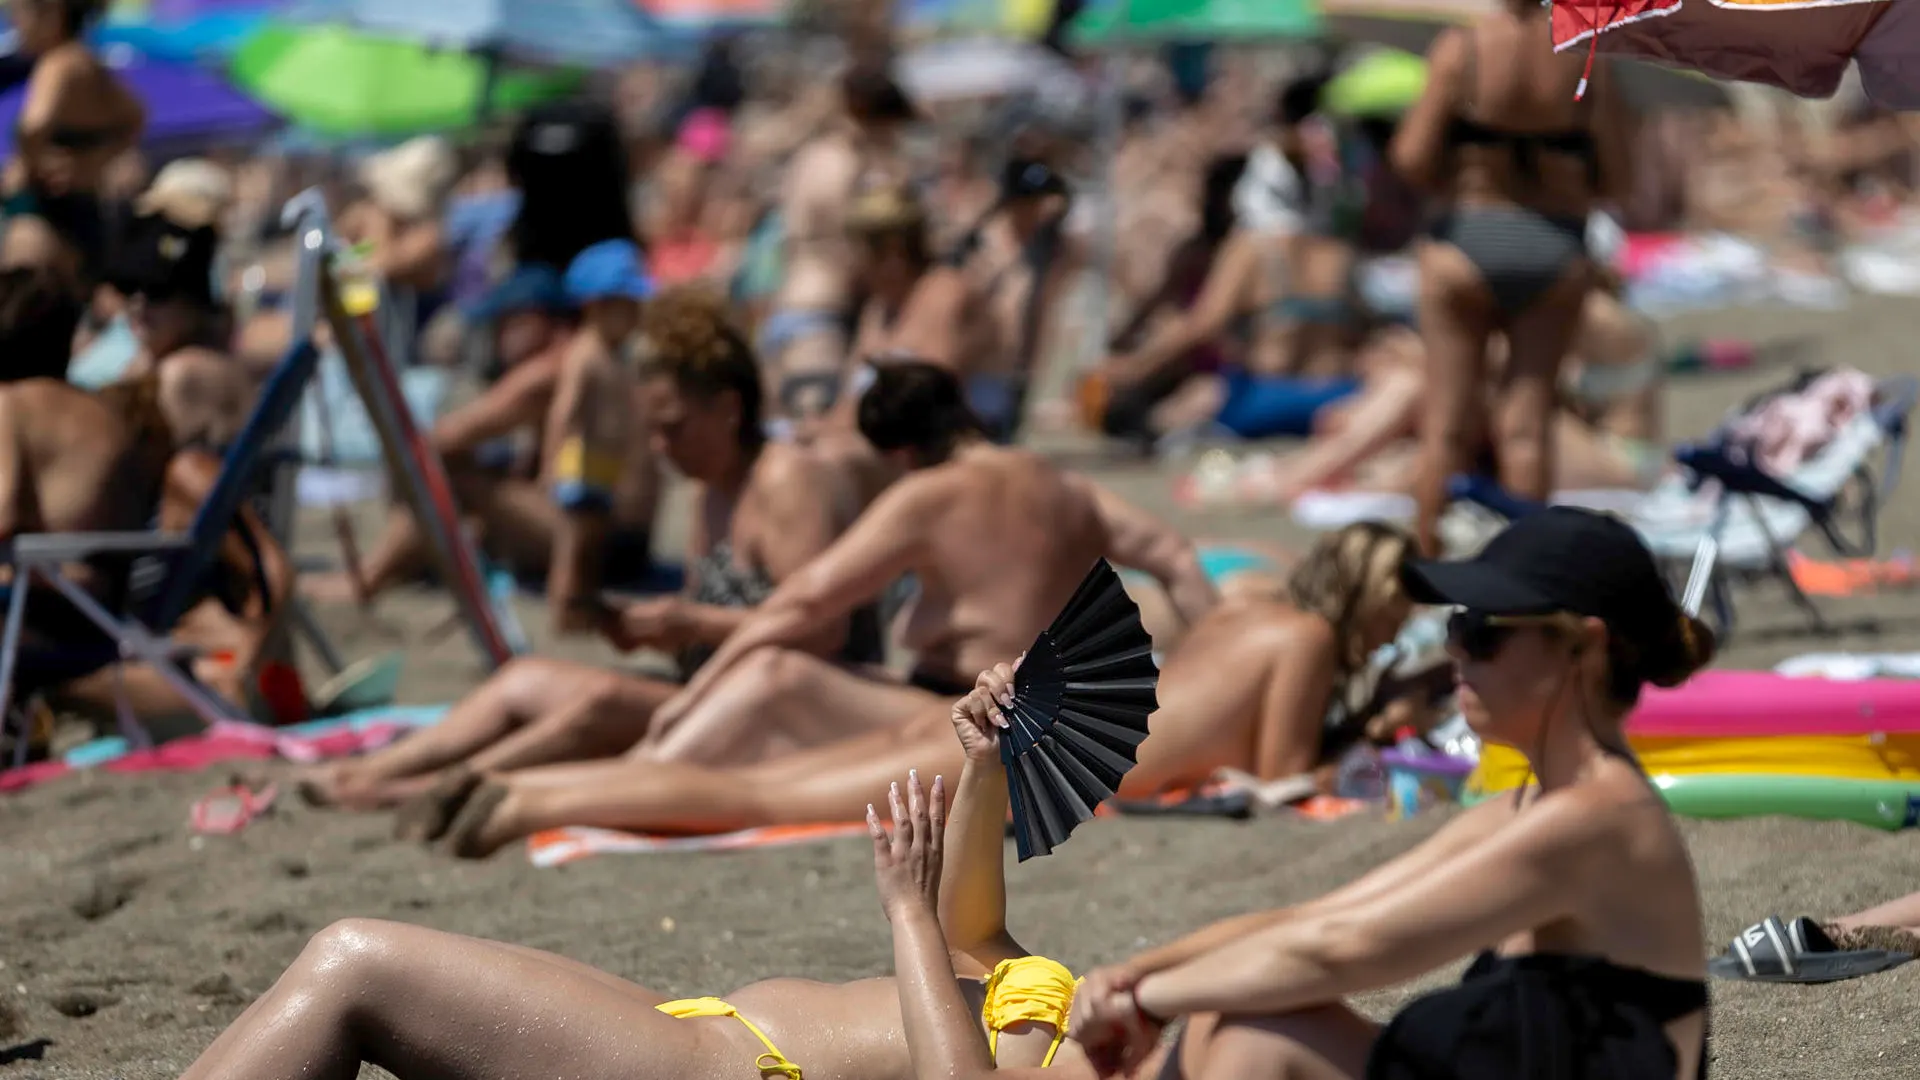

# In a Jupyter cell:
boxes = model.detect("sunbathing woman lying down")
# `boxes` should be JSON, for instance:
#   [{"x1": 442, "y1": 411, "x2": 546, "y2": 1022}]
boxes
[
  {"x1": 177, "y1": 680, "x2": 1115, "y2": 1080},
  {"x1": 403, "y1": 520, "x2": 1414, "y2": 857}
]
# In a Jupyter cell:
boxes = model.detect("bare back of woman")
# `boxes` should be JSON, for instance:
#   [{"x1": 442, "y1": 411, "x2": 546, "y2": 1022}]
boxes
[{"x1": 1393, "y1": 1, "x2": 1630, "y2": 551}]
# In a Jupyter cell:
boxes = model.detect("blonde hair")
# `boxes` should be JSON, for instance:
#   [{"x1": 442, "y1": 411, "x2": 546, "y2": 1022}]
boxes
[{"x1": 1286, "y1": 521, "x2": 1414, "y2": 674}]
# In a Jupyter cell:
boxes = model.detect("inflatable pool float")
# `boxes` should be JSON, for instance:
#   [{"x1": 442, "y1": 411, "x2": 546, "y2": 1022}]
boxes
[{"x1": 1466, "y1": 671, "x2": 1920, "y2": 829}]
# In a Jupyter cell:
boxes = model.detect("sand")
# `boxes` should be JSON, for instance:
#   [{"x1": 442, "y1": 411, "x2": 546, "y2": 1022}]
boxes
[{"x1": 2, "y1": 298, "x2": 1918, "y2": 1079}]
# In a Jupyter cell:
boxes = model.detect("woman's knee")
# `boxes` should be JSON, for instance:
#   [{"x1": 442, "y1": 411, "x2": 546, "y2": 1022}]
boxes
[
  {"x1": 492, "y1": 657, "x2": 583, "y2": 699},
  {"x1": 729, "y1": 647, "x2": 820, "y2": 701},
  {"x1": 292, "y1": 918, "x2": 411, "y2": 989}
]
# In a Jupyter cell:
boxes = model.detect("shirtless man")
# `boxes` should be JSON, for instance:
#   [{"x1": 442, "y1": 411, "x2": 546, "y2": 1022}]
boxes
[
  {"x1": 761, "y1": 60, "x2": 914, "y2": 425},
  {"x1": 628, "y1": 358, "x2": 1219, "y2": 763},
  {"x1": 407, "y1": 360, "x2": 1222, "y2": 854}
]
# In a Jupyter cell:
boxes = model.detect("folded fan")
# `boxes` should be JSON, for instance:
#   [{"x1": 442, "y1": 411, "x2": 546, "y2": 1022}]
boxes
[{"x1": 1000, "y1": 558, "x2": 1160, "y2": 861}]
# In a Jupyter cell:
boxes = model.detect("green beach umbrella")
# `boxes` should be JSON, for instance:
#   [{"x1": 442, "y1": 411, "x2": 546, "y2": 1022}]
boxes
[
  {"x1": 1068, "y1": 0, "x2": 1323, "y2": 47},
  {"x1": 231, "y1": 23, "x2": 582, "y2": 137},
  {"x1": 1323, "y1": 50, "x2": 1428, "y2": 118}
]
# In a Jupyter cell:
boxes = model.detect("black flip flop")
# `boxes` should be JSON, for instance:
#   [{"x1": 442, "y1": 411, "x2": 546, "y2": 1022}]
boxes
[{"x1": 1709, "y1": 915, "x2": 1914, "y2": 984}]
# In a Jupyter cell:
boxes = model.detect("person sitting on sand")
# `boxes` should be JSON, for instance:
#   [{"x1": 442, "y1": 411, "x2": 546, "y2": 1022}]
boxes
[
  {"x1": 109, "y1": 212, "x2": 254, "y2": 452},
  {"x1": 298, "y1": 289, "x2": 886, "y2": 812},
  {"x1": 0, "y1": 266, "x2": 288, "y2": 729},
  {"x1": 1711, "y1": 888, "x2": 1920, "y2": 984},
  {"x1": 407, "y1": 520, "x2": 1416, "y2": 858},
  {"x1": 1064, "y1": 507, "x2": 1715, "y2": 1080},
  {"x1": 311, "y1": 241, "x2": 664, "y2": 633},
  {"x1": 173, "y1": 677, "x2": 1121, "y2": 1080},
  {"x1": 300, "y1": 265, "x2": 604, "y2": 606},
  {"x1": 401, "y1": 360, "x2": 1222, "y2": 856}
]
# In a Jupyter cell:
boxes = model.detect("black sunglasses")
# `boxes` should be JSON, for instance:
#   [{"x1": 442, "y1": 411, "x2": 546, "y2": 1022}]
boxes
[{"x1": 1446, "y1": 610, "x2": 1580, "y2": 662}]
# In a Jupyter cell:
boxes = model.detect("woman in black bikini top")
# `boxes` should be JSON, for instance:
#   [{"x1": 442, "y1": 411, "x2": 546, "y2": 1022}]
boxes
[
  {"x1": 1388, "y1": 0, "x2": 1630, "y2": 555},
  {"x1": 2, "y1": 0, "x2": 143, "y2": 285},
  {"x1": 1070, "y1": 508, "x2": 1715, "y2": 1080}
]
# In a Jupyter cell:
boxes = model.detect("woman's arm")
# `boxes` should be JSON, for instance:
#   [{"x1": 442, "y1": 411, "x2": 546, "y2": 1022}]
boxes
[
  {"x1": 878, "y1": 772, "x2": 1074, "y2": 1080},
  {"x1": 1107, "y1": 231, "x2": 1258, "y2": 383},
  {"x1": 1132, "y1": 789, "x2": 1610, "y2": 1017},
  {"x1": 1389, "y1": 29, "x2": 1468, "y2": 190},
  {"x1": 543, "y1": 347, "x2": 611, "y2": 634},
  {"x1": 1116, "y1": 792, "x2": 1523, "y2": 979},
  {"x1": 652, "y1": 471, "x2": 946, "y2": 722},
  {"x1": 1083, "y1": 480, "x2": 1218, "y2": 626},
  {"x1": 940, "y1": 758, "x2": 1020, "y2": 965},
  {"x1": 430, "y1": 354, "x2": 560, "y2": 457}
]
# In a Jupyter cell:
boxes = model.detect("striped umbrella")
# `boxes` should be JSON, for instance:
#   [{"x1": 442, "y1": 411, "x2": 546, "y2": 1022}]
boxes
[
  {"x1": 1323, "y1": 0, "x2": 1732, "y2": 110},
  {"x1": 1548, "y1": 0, "x2": 1915, "y2": 108}
]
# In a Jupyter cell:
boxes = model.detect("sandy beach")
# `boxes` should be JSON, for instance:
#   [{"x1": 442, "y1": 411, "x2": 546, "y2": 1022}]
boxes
[{"x1": 2, "y1": 297, "x2": 1917, "y2": 1079}]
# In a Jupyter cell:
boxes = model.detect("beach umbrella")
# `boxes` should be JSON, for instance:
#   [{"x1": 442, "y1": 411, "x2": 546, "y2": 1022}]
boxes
[
  {"x1": 1550, "y1": 0, "x2": 1914, "y2": 108},
  {"x1": 230, "y1": 23, "x2": 581, "y2": 136},
  {"x1": 999, "y1": 559, "x2": 1159, "y2": 861},
  {"x1": 93, "y1": 0, "x2": 291, "y2": 61},
  {"x1": 1067, "y1": 0, "x2": 1322, "y2": 47},
  {"x1": 1323, "y1": 49, "x2": 1427, "y2": 118},
  {"x1": 1320, "y1": 0, "x2": 1732, "y2": 111},
  {"x1": 279, "y1": 0, "x2": 679, "y2": 67},
  {"x1": 0, "y1": 45, "x2": 275, "y2": 154}
]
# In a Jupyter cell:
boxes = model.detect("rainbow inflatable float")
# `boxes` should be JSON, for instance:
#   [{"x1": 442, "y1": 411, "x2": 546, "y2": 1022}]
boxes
[{"x1": 1466, "y1": 671, "x2": 1920, "y2": 829}]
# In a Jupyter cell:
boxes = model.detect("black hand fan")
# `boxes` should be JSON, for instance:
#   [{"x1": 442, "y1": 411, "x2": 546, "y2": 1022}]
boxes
[{"x1": 999, "y1": 558, "x2": 1160, "y2": 861}]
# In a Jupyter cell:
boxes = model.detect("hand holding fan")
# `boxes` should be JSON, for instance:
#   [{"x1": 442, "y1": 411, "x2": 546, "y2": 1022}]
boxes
[{"x1": 999, "y1": 558, "x2": 1160, "y2": 861}]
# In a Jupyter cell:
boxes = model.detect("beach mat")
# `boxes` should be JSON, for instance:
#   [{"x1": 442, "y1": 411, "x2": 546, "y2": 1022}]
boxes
[
  {"x1": 524, "y1": 785, "x2": 1368, "y2": 866},
  {"x1": 0, "y1": 704, "x2": 448, "y2": 794}
]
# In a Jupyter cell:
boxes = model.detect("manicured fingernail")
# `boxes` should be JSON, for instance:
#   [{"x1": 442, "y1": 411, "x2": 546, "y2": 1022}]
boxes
[{"x1": 909, "y1": 768, "x2": 918, "y2": 782}]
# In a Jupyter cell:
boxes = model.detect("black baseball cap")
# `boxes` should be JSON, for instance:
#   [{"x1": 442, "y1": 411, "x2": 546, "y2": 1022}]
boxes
[{"x1": 1400, "y1": 507, "x2": 1680, "y2": 636}]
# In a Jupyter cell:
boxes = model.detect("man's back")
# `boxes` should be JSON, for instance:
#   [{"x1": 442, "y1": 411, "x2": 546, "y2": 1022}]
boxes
[{"x1": 894, "y1": 443, "x2": 1108, "y2": 681}]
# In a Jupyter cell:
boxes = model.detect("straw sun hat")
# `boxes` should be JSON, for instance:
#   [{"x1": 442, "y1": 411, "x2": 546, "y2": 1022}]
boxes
[{"x1": 358, "y1": 136, "x2": 460, "y2": 222}]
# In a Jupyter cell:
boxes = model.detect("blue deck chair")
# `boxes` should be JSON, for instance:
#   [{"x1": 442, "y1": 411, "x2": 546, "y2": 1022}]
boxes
[
  {"x1": 0, "y1": 339, "x2": 325, "y2": 760},
  {"x1": 1449, "y1": 374, "x2": 1917, "y2": 635},
  {"x1": 0, "y1": 198, "x2": 334, "y2": 761}
]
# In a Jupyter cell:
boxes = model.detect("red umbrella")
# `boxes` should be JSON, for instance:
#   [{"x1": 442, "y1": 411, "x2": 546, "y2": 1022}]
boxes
[{"x1": 1548, "y1": 0, "x2": 1915, "y2": 107}]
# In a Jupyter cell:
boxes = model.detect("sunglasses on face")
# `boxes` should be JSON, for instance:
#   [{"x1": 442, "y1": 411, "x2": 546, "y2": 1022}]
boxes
[{"x1": 1446, "y1": 610, "x2": 1580, "y2": 662}]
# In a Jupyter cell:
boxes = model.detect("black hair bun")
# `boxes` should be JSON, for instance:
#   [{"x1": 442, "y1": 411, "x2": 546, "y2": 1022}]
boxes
[{"x1": 1644, "y1": 613, "x2": 1717, "y2": 689}]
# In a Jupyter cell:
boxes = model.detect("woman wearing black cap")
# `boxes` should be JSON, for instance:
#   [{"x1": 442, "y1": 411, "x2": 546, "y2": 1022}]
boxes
[
  {"x1": 1071, "y1": 507, "x2": 1714, "y2": 1080},
  {"x1": 109, "y1": 213, "x2": 251, "y2": 450}
]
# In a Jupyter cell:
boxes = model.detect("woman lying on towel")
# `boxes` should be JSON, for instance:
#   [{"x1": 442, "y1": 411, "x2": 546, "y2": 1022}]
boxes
[
  {"x1": 298, "y1": 290, "x2": 884, "y2": 811},
  {"x1": 1068, "y1": 508, "x2": 1715, "y2": 1080},
  {"x1": 176, "y1": 679, "x2": 1113, "y2": 1080},
  {"x1": 407, "y1": 520, "x2": 1412, "y2": 858}
]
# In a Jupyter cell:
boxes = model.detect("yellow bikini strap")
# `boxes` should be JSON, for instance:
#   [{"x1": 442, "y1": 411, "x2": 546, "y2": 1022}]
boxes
[{"x1": 982, "y1": 956, "x2": 1079, "y2": 1068}]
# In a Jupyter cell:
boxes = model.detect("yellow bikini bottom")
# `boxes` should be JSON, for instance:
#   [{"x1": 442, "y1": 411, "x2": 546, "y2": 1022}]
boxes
[{"x1": 656, "y1": 997, "x2": 802, "y2": 1079}]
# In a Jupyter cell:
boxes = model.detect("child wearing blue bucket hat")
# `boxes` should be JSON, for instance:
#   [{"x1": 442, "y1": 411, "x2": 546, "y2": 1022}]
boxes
[{"x1": 546, "y1": 239, "x2": 660, "y2": 631}]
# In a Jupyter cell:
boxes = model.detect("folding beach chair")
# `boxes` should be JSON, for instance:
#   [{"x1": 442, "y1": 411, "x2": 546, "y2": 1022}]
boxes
[
  {"x1": 1449, "y1": 373, "x2": 1917, "y2": 635},
  {"x1": 0, "y1": 201, "x2": 335, "y2": 760}
]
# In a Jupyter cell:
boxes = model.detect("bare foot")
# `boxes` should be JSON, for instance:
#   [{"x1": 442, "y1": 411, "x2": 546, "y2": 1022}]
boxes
[
  {"x1": 302, "y1": 571, "x2": 368, "y2": 607},
  {"x1": 438, "y1": 781, "x2": 516, "y2": 860},
  {"x1": 392, "y1": 768, "x2": 480, "y2": 843}
]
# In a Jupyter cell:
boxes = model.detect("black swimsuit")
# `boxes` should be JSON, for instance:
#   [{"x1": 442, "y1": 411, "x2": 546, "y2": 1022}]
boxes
[{"x1": 1369, "y1": 951, "x2": 1708, "y2": 1080}]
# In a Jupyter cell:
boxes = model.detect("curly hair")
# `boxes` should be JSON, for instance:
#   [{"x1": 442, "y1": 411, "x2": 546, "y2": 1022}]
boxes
[
  {"x1": 1286, "y1": 520, "x2": 1414, "y2": 675},
  {"x1": 634, "y1": 287, "x2": 763, "y2": 449}
]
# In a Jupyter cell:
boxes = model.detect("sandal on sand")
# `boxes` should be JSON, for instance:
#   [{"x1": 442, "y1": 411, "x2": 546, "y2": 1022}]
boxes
[
  {"x1": 1709, "y1": 915, "x2": 1917, "y2": 984},
  {"x1": 191, "y1": 780, "x2": 280, "y2": 835}
]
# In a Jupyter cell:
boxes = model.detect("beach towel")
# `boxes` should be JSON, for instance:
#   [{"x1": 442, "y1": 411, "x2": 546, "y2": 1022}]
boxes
[
  {"x1": 0, "y1": 704, "x2": 448, "y2": 794},
  {"x1": 523, "y1": 785, "x2": 1371, "y2": 866}
]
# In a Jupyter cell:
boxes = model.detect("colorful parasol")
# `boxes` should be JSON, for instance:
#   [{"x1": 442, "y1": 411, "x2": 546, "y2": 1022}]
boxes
[
  {"x1": 1324, "y1": 0, "x2": 1732, "y2": 111},
  {"x1": 1548, "y1": 0, "x2": 1915, "y2": 108}
]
